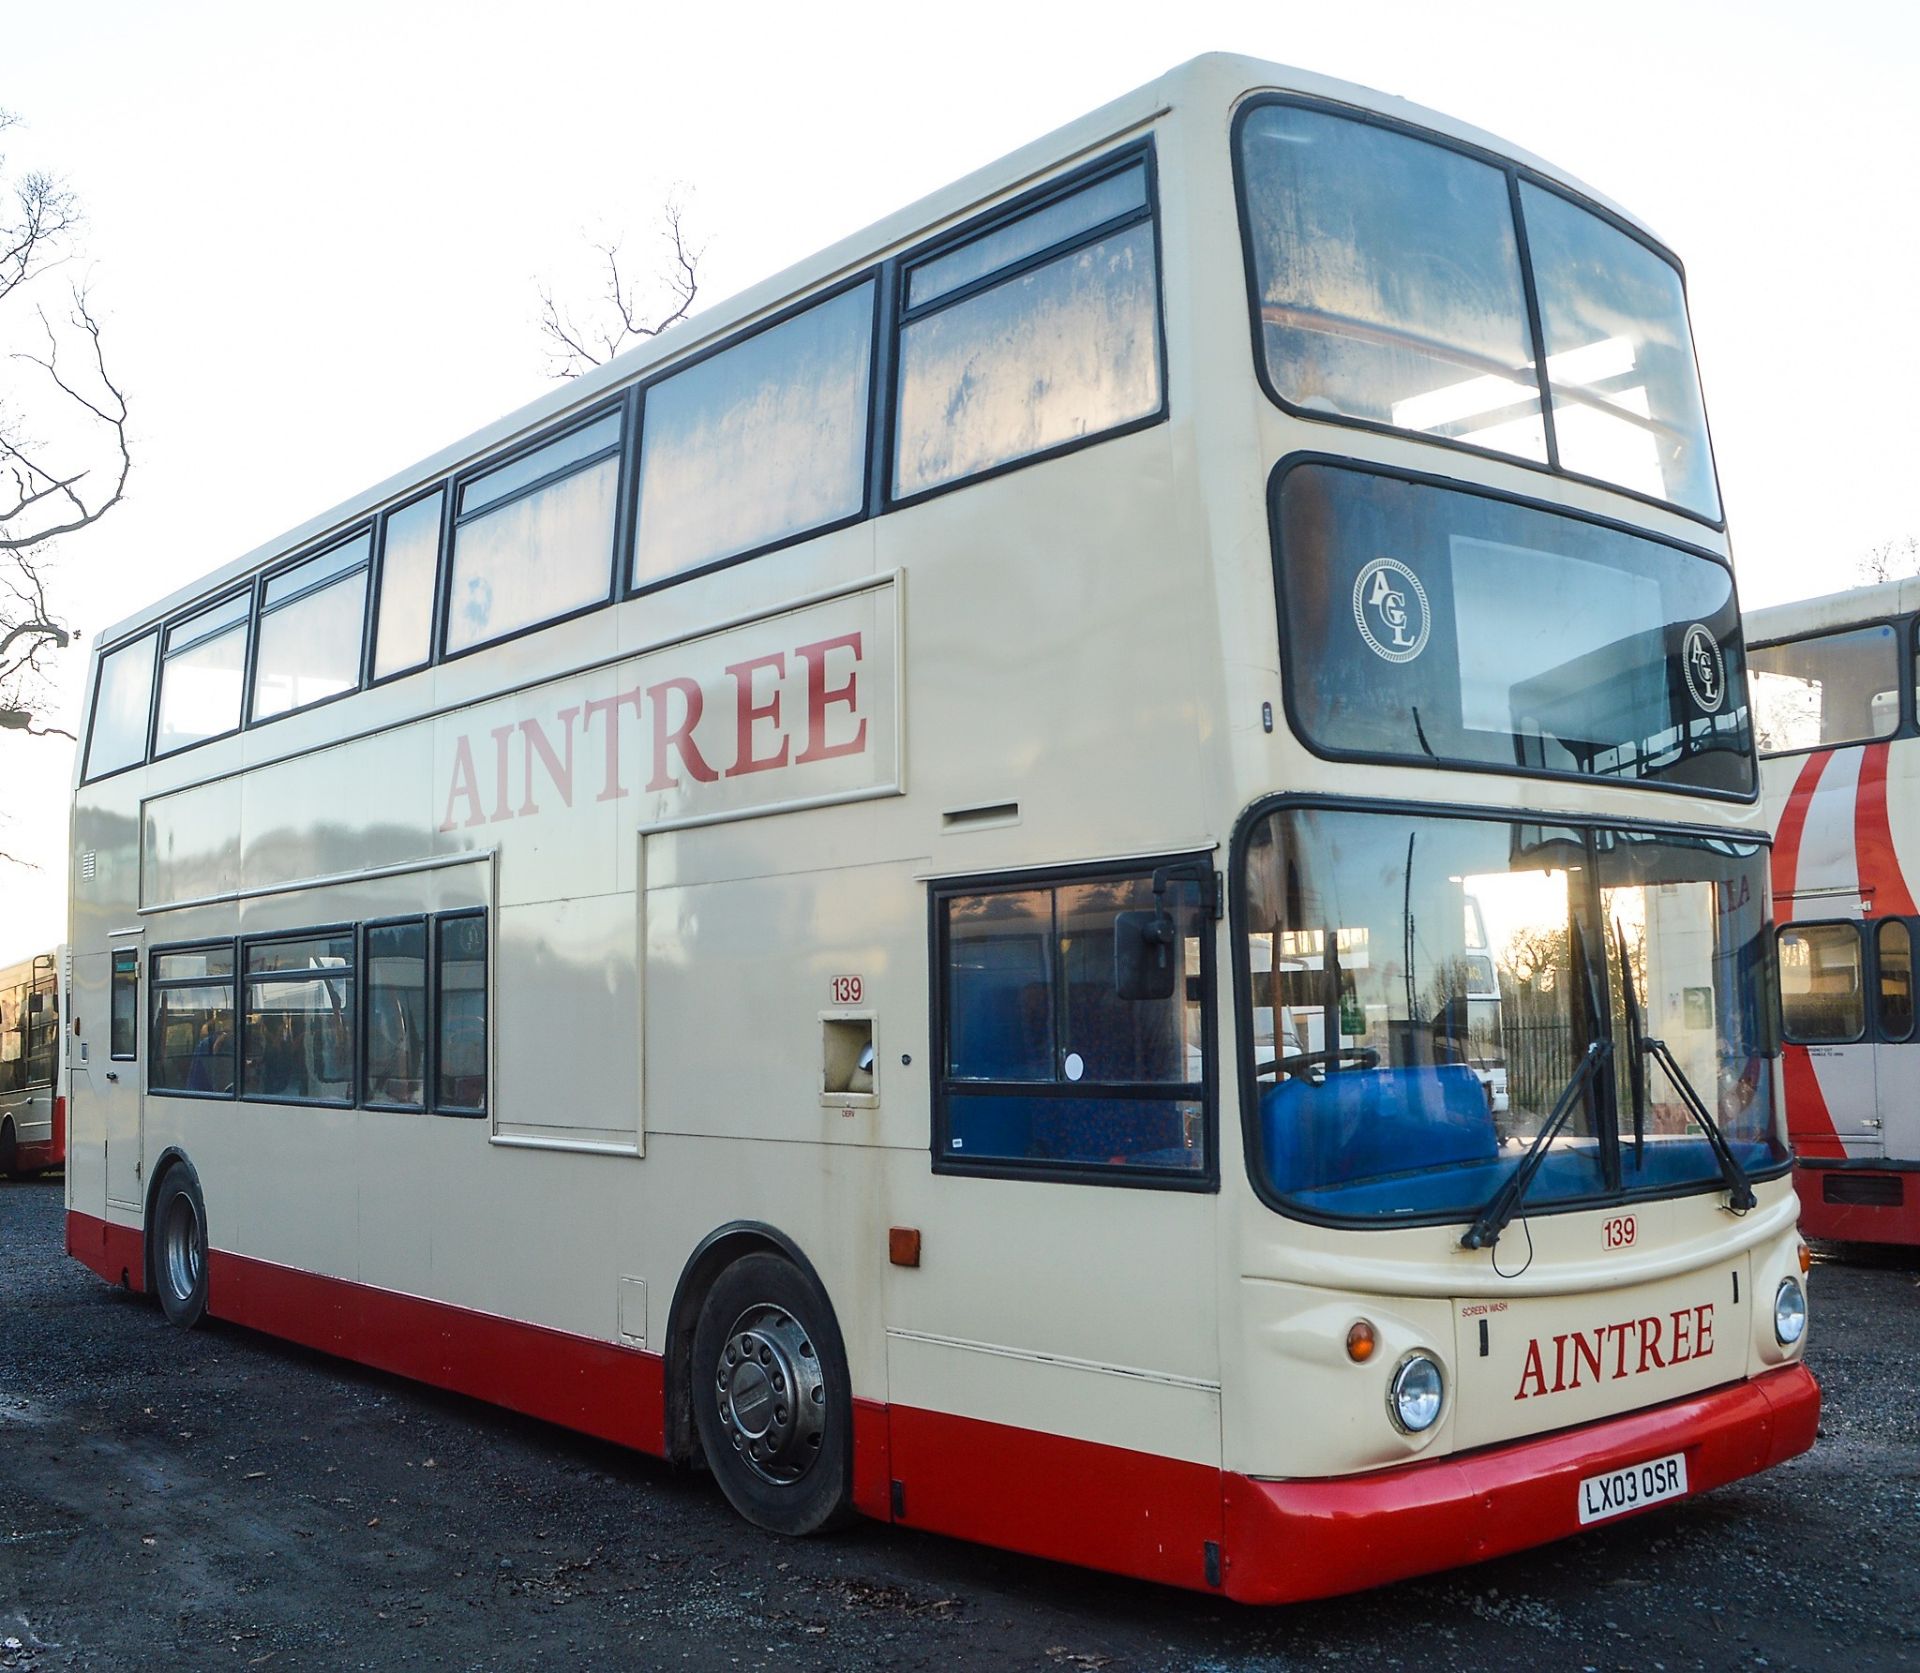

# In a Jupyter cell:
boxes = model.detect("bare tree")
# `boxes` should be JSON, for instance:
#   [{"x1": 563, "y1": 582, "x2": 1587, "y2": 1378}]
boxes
[
  {"x1": 0, "y1": 109, "x2": 129, "y2": 739},
  {"x1": 1857, "y1": 534, "x2": 1920, "y2": 586},
  {"x1": 536, "y1": 196, "x2": 704, "y2": 378}
]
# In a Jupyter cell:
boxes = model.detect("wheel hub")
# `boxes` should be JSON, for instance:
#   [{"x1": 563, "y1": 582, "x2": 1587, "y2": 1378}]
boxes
[
  {"x1": 163, "y1": 1195, "x2": 202, "y2": 1301},
  {"x1": 713, "y1": 1304, "x2": 827, "y2": 1484}
]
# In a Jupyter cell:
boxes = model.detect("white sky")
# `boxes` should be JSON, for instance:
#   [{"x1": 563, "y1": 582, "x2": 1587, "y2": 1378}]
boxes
[{"x1": 2, "y1": 0, "x2": 1915, "y2": 960}]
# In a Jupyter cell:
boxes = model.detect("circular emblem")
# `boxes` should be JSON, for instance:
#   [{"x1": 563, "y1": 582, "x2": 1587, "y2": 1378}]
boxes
[
  {"x1": 1682, "y1": 623, "x2": 1726, "y2": 713},
  {"x1": 1352, "y1": 558, "x2": 1431, "y2": 664}
]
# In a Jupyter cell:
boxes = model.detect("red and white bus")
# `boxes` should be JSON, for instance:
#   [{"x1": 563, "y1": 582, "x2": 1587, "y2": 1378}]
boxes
[
  {"x1": 0, "y1": 947, "x2": 65, "y2": 1177},
  {"x1": 65, "y1": 55, "x2": 1815, "y2": 1602},
  {"x1": 1751, "y1": 581, "x2": 1920, "y2": 1244}
]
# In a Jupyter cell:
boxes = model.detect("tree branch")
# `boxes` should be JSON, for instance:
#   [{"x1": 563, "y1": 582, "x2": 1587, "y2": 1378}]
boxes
[{"x1": 537, "y1": 197, "x2": 704, "y2": 378}]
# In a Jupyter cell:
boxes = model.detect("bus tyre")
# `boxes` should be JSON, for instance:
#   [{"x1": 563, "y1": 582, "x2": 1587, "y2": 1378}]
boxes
[
  {"x1": 0, "y1": 1117, "x2": 15, "y2": 1179},
  {"x1": 152, "y1": 1165, "x2": 209, "y2": 1329},
  {"x1": 691, "y1": 1253, "x2": 853, "y2": 1537}
]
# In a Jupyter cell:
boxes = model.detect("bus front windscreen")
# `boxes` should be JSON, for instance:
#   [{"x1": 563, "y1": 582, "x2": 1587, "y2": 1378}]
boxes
[
  {"x1": 1275, "y1": 462, "x2": 1753, "y2": 796},
  {"x1": 1239, "y1": 805, "x2": 1784, "y2": 1224}
]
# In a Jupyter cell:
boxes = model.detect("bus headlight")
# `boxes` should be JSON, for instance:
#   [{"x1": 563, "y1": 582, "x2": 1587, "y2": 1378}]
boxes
[
  {"x1": 1387, "y1": 1352, "x2": 1445, "y2": 1434},
  {"x1": 1773, "y1": 1278, "x2": 1807, "y2": 1347}
]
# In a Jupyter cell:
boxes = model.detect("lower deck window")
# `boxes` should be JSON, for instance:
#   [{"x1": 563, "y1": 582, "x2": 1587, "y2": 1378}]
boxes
[
  {"x1": 933, "y1": 862, "x2": 1213, "y2": 1185},
  {"x1": 150, "y1": 945, "x2": 236, "y2": 1094}
]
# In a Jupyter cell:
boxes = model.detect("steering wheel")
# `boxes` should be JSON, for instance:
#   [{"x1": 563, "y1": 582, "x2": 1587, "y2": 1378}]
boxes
[{"x1": 1254, "y1": 1046, "x2": 1382, "y2": 1080}]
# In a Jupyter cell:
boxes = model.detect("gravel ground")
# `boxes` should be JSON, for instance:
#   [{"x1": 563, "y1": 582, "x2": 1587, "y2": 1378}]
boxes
[{"x1": 2, "y1": 1175, "x2": 1914, "y2": 1672}]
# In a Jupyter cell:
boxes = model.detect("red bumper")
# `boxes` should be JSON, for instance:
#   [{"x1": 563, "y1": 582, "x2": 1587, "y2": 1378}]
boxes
[
  {"x1": 1795, "y1": 1163, "x2": 1920, "y2": 1246},
  {"x1": 1221, "y1": 1362, "x2": 1819, "y2": 1603}
]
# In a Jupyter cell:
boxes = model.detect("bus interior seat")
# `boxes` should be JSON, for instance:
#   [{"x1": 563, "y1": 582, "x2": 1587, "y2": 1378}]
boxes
[{"x1": 1260, "y1": 1062, "x2": 1496, "y2": 1193}]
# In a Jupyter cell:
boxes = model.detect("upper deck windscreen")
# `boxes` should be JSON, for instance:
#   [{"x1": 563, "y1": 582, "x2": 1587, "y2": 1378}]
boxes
[
  {"x1": 1274, "y1": 462, "x2": 1753, "y2": 796},
  {"x1": 1236, "y1": 100, "x2": 1720, "y2": 521}
]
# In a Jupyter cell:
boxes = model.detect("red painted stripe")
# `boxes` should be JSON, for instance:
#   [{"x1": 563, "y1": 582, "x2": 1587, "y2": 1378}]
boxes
[
  {"x1": 208, "y1": 1248, "x2": 668, "y2": 1455},
  {"x1": 66, "y1": 1209, "x2": 145, "y2": 1292},
  {"x1": 1794, "y1": 1166, "x2": 1920, "y2": 1246},
  {"x1": 1769, "y1": 748, "x2": 1832, "y2": 908},
  {"x1": 1220, "y1": 1363, "x2": 1819, "y2": 1603},
  {"x1": 1853, "y1": 742, "x2": 1918, "y2": 917},
  {"x1": 1769, "y1": 749, "x2": 1847, "y2": 1160},
  {"x1": 888, "y1": 1405, "x2": 1225, "y2": 1591}
]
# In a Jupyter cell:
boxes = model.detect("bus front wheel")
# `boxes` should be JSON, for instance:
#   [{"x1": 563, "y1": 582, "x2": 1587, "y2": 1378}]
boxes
[
  {"x1": 151, "y1": 1164, "x2": 209, "y2": 1329},
  {"x1": 691, "y1": 1252, "x2": 853, "y2": 1537}
]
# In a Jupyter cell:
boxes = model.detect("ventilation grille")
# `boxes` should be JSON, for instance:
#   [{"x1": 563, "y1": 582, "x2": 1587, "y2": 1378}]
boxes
[{"x1": 79, "y1": 850, "x2": 97, "y2": 881}]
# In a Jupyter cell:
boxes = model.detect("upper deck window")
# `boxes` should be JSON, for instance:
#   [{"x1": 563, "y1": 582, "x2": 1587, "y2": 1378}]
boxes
[
  {"x1": 372, "y1": 489, "x2": 444, "y2": 680},
  {"x1": 445, "y1": 410, "x2": 621, "y2": 656},
  {"x1": 1749, "y1": 625, "x2": 1900, "y2": 755},
  {"x1": 252, "y1": 530, "x2": 371, "y2": 723},
  {"x1": 155, "y1": 591, "x2": 250, "y2": 756},
  {"x1": 633, "y1": 282, "x2": 874, "y2": 588},
  {"x1": 83, "y1": 630, "x2": 157, "y2": 780},
  {"x1": 1275, "y1": 462, "x2": 1753, "y2": 797},
  {"x1": 1236, "y1": 100, "x2": 1720, "y2": 521},
  {"x1": 893, "y1": 156, "x2": 1163, "y2": 500}
]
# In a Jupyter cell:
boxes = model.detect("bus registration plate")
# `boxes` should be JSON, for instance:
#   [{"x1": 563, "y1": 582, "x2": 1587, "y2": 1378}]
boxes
[{"x1": 1576, "y1": 1451, "x2": 1688, "y2": 1525}]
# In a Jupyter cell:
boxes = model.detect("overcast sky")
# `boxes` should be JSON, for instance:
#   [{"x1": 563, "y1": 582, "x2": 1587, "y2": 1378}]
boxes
[{"x1": 2, "y1": 0, "x2": 1914, "y2": 960}]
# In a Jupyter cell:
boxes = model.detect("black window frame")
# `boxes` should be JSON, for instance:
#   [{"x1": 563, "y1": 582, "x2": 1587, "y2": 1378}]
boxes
[
  {"x1": 438, "y1": 395, "x2": 633, "y2": 666},
  {"x1": 1875, "y1": 917, "x2": 1916, "y2": 1044},
  {"x1": 79, "y1": 629, "x2": 161, "y2": 786},
  {"x1": 928, "y1": 852, "x2": 1219, "y2": 1193},
  {"x1": 886, "y1": 139, "x2": 1168, "y2": 514},
  {"x1": 150, "y1": 582, "x2": 258, "y2": 764},
  {"x1": 626, "y1": 271, "x2": 883, "y2": 599},
  {"x1": 1268, "y1": 452, "x2": 1757, "y2": 805},
  {"x1": 145, "y1": 936, "x2": 238, "y2": 1097},
  {"x1": 238, "y1": 925, "x2": 358, "y2": 1109},
  {"x1": 1776, "y1": 918, "x2": 1869, "y2": 1047},
  {"x1": 1230, "y1": 92, "x2": 1727, "y2": 532},
  {"x1": 1748, "y1": 615, "x2": 1917, "y2": 761},
  {"x1": 109, "y1": 945, "x2": 141, "y2": 1062},
  {"x1": 431, "y1": 909, "x2": 488, "y2": 1119},
  {"x1": 361, "y1": 914, "x2": 430, "y2": 1113},
  {"x1": 245, "y1": 523, "x2": 376, "y2": 731},
  {"x1": 367, "y1": 484, "x2": 452, "y2": 688}
]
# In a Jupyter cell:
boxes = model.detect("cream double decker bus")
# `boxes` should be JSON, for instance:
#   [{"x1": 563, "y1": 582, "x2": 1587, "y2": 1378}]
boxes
[{"x1": 65, "y1": 56, "x2": 1815, "y2": 1601}]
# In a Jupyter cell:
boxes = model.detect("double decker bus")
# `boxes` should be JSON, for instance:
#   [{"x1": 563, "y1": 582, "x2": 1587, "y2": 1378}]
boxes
[
  {"x1": 0, "y1": 947, "x2": 65, "y2": 1177},
  {"x1": 1750, "y1": 581, "x2": 1920, "y2": 1245},
  {"x1": 64, "y1": 55, "x2": 1814, "y2": 1601}
]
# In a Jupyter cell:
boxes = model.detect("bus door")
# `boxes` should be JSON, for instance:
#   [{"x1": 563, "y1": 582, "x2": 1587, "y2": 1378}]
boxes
[{"x1": 1871, "y1": 918, "x2": 1916, "y2": 1156}]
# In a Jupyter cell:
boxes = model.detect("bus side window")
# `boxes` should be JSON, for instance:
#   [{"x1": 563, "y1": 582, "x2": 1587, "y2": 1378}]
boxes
[
  {"x1": 435, "y1": 914, "x2": 487, "y2": 1116},
  {"x1": 1777, "y1": 923, "x2": 1865, "y2": 1044},
  {"x1": 110, "y1": 950, "x2": 139, "y2": 1060},
  {"x1": 893, "y1": 158, "x2": 1162, "y2": 500},
  {"x1": 1877, "y1": 920, "x2": 1913, "y2": 1042}
]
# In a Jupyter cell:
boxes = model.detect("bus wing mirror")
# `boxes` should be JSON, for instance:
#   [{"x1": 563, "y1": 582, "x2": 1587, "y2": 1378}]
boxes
[{"x1": 1114, "y1": 910, "x2": 1177, "y2": 1002}]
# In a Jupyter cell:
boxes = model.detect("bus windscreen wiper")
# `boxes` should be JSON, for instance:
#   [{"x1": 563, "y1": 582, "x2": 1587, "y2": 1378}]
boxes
[
  {"x1": 1638, "y1": 1036, "x2": 1759, "y2": 1212},
  {"x1": 1460, "y1": 1038, "x2": 1611, "y2": 1251},
  {"x1": 1612, "y1": 918, "x2": 1756, "y2": 1211},
  {"x1": 1615, "y1": 920, "x2": 1648, "y2": 1167}
]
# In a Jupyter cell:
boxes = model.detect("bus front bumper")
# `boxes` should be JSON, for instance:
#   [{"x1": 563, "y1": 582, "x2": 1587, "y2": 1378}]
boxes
[{"x1": 1221, "y1": 1361, "x2": 1818, "y2": 1603}]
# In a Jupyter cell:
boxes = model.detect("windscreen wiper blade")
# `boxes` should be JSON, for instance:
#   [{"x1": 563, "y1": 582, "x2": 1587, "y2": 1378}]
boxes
[
  {"x1": 1614, "y1": 919, "x2": 1649, "y2": 1167},
  {"x1": 1639, "y1": 1036, "x2": 1759, "y2": 1212},
  {"x1": 1461, "y1": 1038, "x2": 1611, "y2": 1251}
]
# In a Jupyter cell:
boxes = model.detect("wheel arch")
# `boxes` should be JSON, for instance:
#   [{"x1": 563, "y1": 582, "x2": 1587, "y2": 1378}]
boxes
[{"x1": 664, "y1": 1220, "x2": 846, "y2": 1464}]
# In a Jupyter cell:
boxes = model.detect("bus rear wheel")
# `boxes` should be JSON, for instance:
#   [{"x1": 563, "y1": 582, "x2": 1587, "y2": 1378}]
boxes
[
  {"x1": 152, "y1": 1164, "x2": 209, "y2": 1328},
  {"x1": 0, "y1": 1117, "x2": 16, "y2": 1179},
  {"x1": 691, "y1": 1252, "x2": 852, "y2": 1536}
]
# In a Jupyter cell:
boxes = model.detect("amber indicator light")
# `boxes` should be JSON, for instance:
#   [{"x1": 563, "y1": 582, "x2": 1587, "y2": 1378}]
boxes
[
  {"x1": 1346, "y1": 1320, "x2": 1377, "y2": 1363},
  {"x1": 889, "y1": 1227, "x2": 922, "y2": 1268}
]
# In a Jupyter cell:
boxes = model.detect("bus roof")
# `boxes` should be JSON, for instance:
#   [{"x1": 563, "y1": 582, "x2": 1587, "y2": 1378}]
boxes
[
  {"x1": 92, "y1": 52, "x2": 1660, "y2": 653},
  {"x1": 1746, "y1": 576, "x2": 1920, "y2": 644}
]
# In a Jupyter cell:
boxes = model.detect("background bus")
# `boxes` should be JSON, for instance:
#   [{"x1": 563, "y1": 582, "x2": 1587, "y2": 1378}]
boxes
[
  {"x1": 1750, "y1": 580, "x2": 1920, "y2": 1244},
  {"x1": 0, "y1": 947, "x2": 65, "y2": 1177},
  {"x1": 65, "y1": 54, "x2": 1813, "y2": 1602}
]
